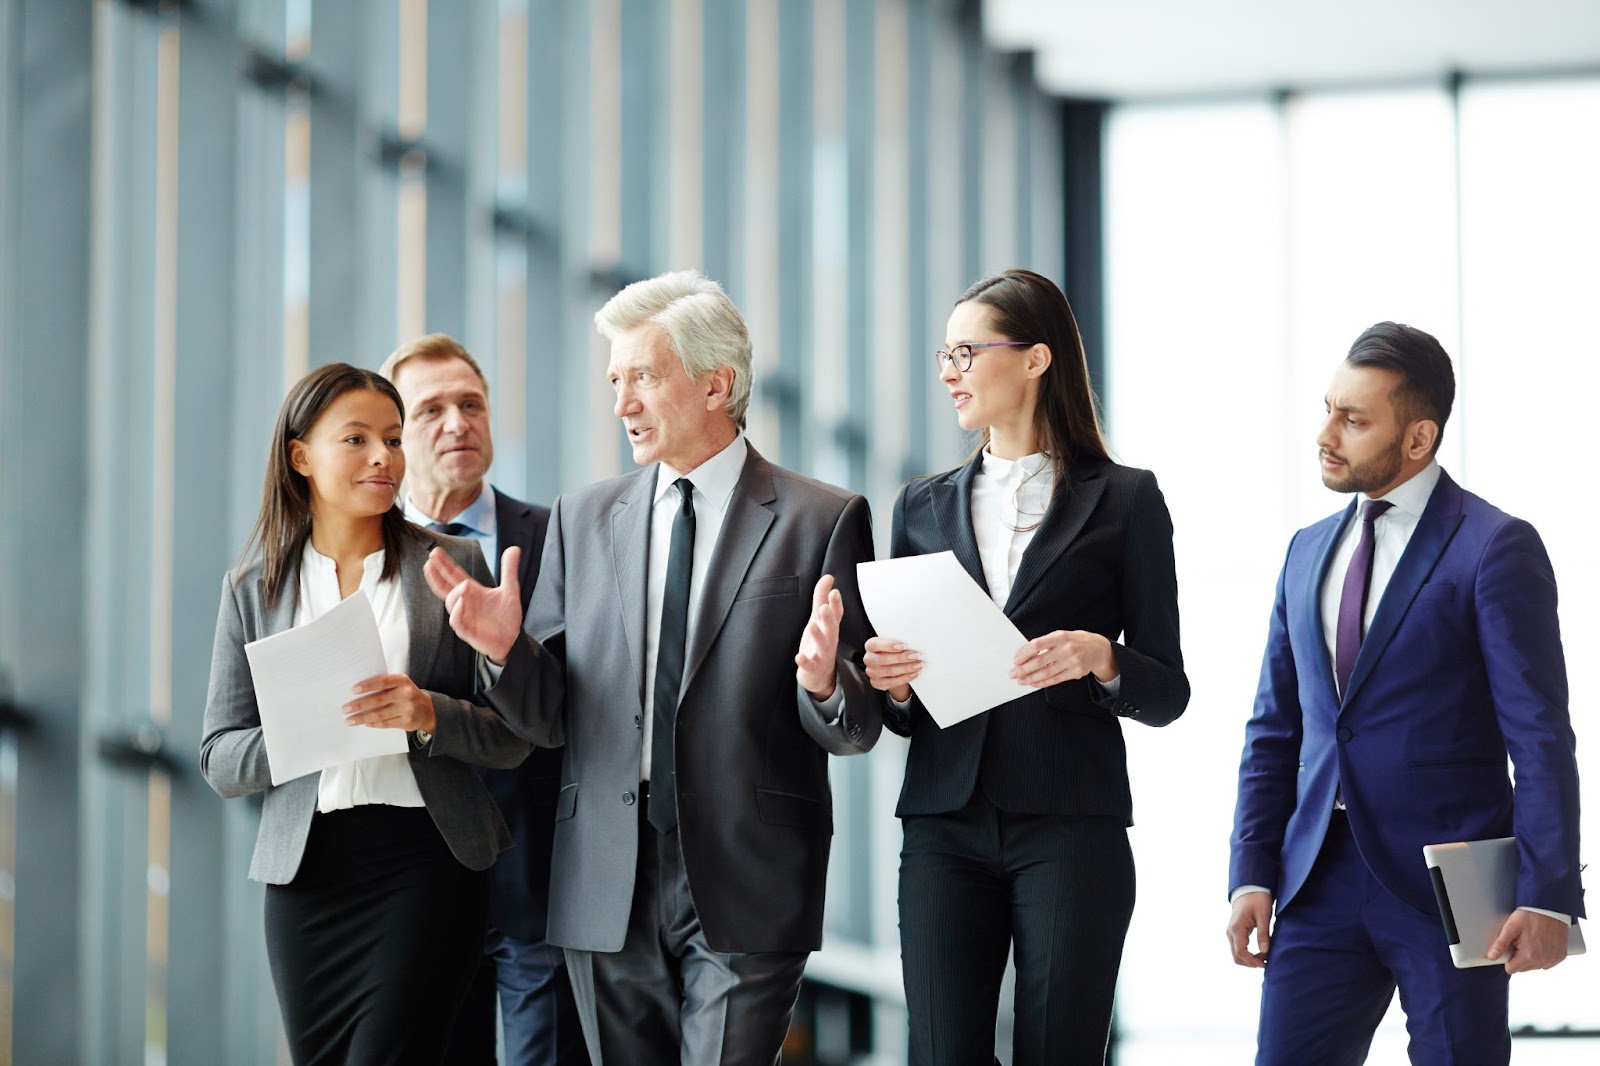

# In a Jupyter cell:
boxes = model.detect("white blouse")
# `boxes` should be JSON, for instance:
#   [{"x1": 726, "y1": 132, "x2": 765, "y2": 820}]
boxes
[
  {"x1": 293, "y1": 542, "x2": 425, "y2": 812},
  {"x1": 971, "y1": 449, "x2": 1053, "y2": 607}
]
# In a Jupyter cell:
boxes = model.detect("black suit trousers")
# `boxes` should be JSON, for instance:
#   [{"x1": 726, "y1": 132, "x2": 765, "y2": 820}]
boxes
[{"x1": 898, "y1": 794, "x2": 1135, "y2": 1066}]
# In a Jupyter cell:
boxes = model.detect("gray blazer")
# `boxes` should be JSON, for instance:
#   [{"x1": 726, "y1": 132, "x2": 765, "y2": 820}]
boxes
[
  {"x1": 486, "y1": 445, "x2": 883, "y2": 954},
  {"x1": 200, "y1": 530, "x2": 530, "y2": 884}
]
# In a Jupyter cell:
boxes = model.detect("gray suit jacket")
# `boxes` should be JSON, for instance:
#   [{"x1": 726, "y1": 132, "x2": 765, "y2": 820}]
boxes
[
  {"x1": 486, "y1": 445, "x2": 882, "y2": 954},
  {"x1": 200, "y1": 530, "x2": 531, "y2": 884}
]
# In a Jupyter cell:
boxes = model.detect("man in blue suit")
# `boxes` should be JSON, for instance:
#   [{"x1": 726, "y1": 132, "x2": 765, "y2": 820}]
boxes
[
  {"x1": 385, "y1": 335, "x2": 586, "y2": 1066},
  {"x1": 1226, "y1": 322, "x2": 1583, "y2": 1065}
]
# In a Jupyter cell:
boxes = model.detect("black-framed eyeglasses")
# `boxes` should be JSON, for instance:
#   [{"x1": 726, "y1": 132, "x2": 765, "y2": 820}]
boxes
[{"x1": 934, "y1": 341, "x2": 1037, "y2": 373}]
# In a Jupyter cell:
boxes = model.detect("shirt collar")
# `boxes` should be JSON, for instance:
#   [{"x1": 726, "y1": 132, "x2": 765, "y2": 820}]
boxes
[
  {"x1": 980, "y1": 447, "x2": 1049, "y2": 485},
  {"x1": 1361, "y1": 459, "x2": 1442, "y2": 520},
  {"x1": 302, "y1": 539, "x2": 386, "y2": 575},
  {"x1": 654, "y1": 434, "x2": 748, "y2": 510},
  {"x1": 403, "y1": 483, "x2": 496, "y2": 536}
]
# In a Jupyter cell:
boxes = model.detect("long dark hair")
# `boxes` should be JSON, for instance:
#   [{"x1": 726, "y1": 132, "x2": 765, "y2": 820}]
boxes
[
  {"x1": 241, "y1": 363, "x2": 422, "y2": 607},
  {"x1": 956, "y1": 268, "x2": 1110, "y2": 492}
]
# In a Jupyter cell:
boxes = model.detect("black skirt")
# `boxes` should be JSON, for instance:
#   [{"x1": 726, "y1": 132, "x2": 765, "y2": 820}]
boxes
[{"x1": 264, "y1": 804, "x2": 489, "y2": 1066}]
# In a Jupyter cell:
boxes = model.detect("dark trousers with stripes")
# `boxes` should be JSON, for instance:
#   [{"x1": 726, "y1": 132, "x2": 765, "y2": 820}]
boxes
[{"x1": 899, "y1": 793, "x2": 1136, "y2": 1066}]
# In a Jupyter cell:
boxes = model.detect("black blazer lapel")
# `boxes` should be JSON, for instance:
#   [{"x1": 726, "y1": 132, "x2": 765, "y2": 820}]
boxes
[
  {"x1": 1001, "y1": 461, "x2": 1108, "y2": 615},
  {"x1": 402, "y1": 534, "x2": 447, "y2": 684},
  {"x1": 492, "y1": 487, "x2": 538, "y2": 611},
  {"x1": 610, "y1": 468, "x2": 656, "y2": 709},
  {"x1": 931, "y1": 452, "x2": 988, "y2": 595},
  {"x1": 682, "y1": 447, "x2": 777, "y2": 694},
  {"x1": 1341, "y1": 473, "x2": 1465, "y2": 709}
]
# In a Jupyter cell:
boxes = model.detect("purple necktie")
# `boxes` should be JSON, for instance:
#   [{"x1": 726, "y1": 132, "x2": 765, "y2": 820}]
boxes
[{"x1": 1334, "y1": 499, "x2": 1393, "y2": 697}]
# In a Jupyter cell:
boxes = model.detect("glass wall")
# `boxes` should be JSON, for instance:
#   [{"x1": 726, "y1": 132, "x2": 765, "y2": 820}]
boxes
[
  {"x1": 1105, "y1": 76, "x2": 1600, "y2": 1064},
  {"x1": 0, "y1": 0, "x2": 1066, "y2": 1062}
]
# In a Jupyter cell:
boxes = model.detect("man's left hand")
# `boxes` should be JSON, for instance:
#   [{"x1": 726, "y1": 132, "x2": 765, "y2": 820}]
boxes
[
  {"x1": 795, "y1": 575, "x2": 844, "y2": 701},
  {"x1": 1487, "y1": 909, "x2": 1572, "y2": 973}
]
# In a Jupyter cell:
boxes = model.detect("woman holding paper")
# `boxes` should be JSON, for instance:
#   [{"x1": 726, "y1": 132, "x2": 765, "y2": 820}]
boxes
[
  {"x1": 864, "y1": 269, "x2": 1189, "y2": 1066},
  {"x1": 200, "y1": 363, "x2": 529, "y2": 1065}
]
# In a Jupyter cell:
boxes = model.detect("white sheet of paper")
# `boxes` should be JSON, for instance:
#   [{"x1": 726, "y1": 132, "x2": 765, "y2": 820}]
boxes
[
  {"x1": 856, "y1": 551, "x2": 1034, "y2": 728},
  {"x1": 243, "y1": 589, "x2": 407, "y2": 786}
]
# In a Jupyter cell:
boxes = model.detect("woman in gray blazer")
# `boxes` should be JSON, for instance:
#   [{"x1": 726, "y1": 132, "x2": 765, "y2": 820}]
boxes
[{"x1": 200, "y1": 363, "x2": 530, "y2": 1066}]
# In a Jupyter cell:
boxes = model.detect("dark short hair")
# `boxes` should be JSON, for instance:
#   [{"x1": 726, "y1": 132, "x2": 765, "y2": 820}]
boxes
[{"x1": 1346, "y1": 322, "x2": 1455, "y2": 452}]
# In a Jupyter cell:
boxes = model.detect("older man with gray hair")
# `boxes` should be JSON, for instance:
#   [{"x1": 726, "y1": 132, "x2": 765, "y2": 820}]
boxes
[{"x1": 424, "y1": 270, "x2": 883, "y2": 1065}]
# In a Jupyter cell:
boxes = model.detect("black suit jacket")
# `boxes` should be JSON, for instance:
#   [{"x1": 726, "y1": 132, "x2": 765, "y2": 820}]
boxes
[
  {"x1": 481, "y1": 487, "x2": 558, "y2": 942},
  {"x1": 886, "y1": 455, "x2": 1190, "y2": 822}
]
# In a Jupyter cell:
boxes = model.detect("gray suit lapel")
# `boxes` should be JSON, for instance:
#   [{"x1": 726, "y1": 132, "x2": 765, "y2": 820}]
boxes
[
  {"x1": 611, "y1": 468, "x2": 657, "y2": 708},
  {"x1": 682, "y1": 448, "x2": 777, "y2": 695}
]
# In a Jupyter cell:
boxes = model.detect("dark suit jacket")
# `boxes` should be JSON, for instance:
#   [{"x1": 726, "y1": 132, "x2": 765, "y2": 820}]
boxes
[
  {"x1": 486, "y1": 446, "x2": 883, "y2": 954},
  {"x1": 200, "y1": 530, "x2": 530, "y2": 882},
  {"x1": 1229, "y1": 470, "x2": 1585, "y2": 918},
  {"x1": 480, "y1": 488, "x2": 558, "y2": 942},
  {"x1": 884, "y1": 454, "x2": 1190, "y2": 822}
]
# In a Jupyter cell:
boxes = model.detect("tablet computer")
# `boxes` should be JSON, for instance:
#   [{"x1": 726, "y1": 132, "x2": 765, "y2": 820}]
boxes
[{"x1": 1423, "y1": 836, "x2": 1586, "y2": 969}]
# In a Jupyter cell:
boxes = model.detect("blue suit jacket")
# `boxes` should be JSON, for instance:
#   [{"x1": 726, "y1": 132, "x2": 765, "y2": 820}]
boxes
[{"x1": 1229, "y1": 470, "x2": 1583, "y2": 920}]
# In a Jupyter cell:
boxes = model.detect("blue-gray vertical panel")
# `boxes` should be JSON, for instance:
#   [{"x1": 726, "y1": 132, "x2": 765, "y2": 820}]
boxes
[
  {"x1": 776, "y1": 0, "x2": 812, "y2": 469},
  {"x1": 618, "y1": 0, "x2": 659, "y2": 278},
  {"x1": 701, "y1": 0, "x2": 745, "y2": 297},
  {"x1": 1060, "y1": 100, "x2": 1106, "y2": 404},
  {"x1": 82, "y1": 7, "x2": 161, "y2": 1063},
  {"x1": 168, "y1": 3, "x2": 240, "y2": 1061},
  {"x1": 424, "y1": 0, "x2": 475, "y2": 338},
  {"x1": 903, "y1": 0, "x2": 931, "y2": 479},
  {"x1": 957, "y1": 0, "x2": 982, "y2": 286},
  {"x1": 0, "y1": 2, "x2": 92, "y2": 1064},
  {"x1": 843, "y1": 0, "x2": 872, "y2": 493},
  {"x1": 1012, "y1": 55, "x2": 1034, "y2": 268},
  {"x1": 227, "y1": 7, "x2": 287, "y2": 1060},
  {"x1": 526, "y1": 0, "x2": 590, "y2": 502},
  {"x1": 308, "y1": 1, "x2": 396, "y2": 366}
]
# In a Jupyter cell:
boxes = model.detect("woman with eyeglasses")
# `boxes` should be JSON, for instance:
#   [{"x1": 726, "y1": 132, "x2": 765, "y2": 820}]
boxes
[
  {"x1": 200, "y1": 363, "x2": 530, "y2": 1065},
  {"x1": 866, "y1": 269, "x2": 1189, "y2": 1066}
]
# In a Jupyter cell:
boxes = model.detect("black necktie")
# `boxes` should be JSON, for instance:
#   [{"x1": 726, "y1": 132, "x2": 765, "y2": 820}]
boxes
[
  {"x1": 648, "y1": 478, "x2": 695, "y2": 834},
  {"x1": 425, "y1": 520, "x2": 474, "y2": 537}
]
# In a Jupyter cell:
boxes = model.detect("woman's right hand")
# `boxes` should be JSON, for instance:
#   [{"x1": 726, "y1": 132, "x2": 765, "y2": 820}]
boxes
[{"x1": 864, "y1": 637, "x2": 921, "y2": 703}]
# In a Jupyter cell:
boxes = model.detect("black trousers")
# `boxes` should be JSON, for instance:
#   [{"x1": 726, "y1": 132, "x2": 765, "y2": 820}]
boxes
[
  {"x1": 264, "y1": 805, "x2": 489, "y2": 1066},
  {"x1": 899, "y1": 794, "x2": 1136, "y2": 1066}
]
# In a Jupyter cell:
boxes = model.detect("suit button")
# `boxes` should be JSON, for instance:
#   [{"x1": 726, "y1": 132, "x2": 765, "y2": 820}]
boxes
[
  {"x1": 1337, "y1": 727, "x2": 1353, "y2": 742},
  {"x1": 634, "y1": 714, "x2": 642, "y2": 728},
  {"x1": 622, "y1": 791, "x2": 636, "y2": 806}
]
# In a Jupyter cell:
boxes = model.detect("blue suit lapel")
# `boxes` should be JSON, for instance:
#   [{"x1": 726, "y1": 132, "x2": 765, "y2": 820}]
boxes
[
  {"x1": 930, "y1": 452, "x2": 988, "y2": 596},
  {"x1": 1340, "y1": 472, "x2": 1466, "y2": 709},
  {"x1": 1304, "y1": 500, "x2": 1355, "y2": 704}
]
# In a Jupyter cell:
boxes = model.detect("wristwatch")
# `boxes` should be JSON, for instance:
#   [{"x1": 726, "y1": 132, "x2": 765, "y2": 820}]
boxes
[{"x1": 411, "y1": 728, "x2": 433, "y2": 750}]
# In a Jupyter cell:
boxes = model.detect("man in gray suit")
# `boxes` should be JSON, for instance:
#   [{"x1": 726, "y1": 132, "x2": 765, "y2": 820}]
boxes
[{"x1": 424, "y1": 270, "x2": 882, "y2": 1065}]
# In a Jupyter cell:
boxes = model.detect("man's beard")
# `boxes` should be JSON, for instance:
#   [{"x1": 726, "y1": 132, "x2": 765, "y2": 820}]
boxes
[{"x1": 1321, "y1": 438, "x2": 1404, "y2": 495}]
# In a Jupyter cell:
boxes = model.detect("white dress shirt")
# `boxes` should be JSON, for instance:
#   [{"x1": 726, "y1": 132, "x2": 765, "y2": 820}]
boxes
[
  {"x1": 1317, "y1": 461, "x2": 1442, "y2": 676},
  {"x1": 404, "y1": 483, "x2": 498, "y2": 569},
  {"x1": 1235, "y1": 461, "x2": 1566, "y2": 922},
  {"x1": 295, "y1": 542, "x2": 425, "y2": 812},
  {"x1": 641, "y1": 434, "x2": 749, "y2": 781}
]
